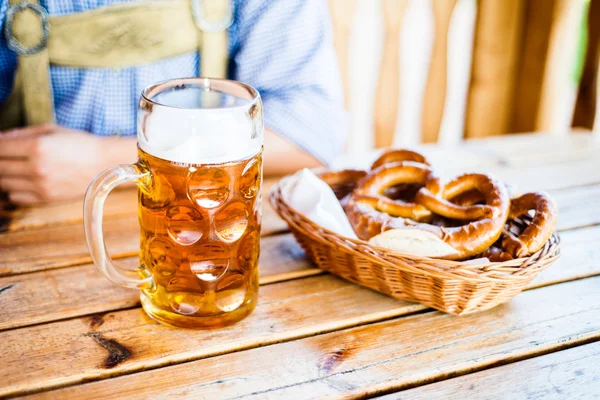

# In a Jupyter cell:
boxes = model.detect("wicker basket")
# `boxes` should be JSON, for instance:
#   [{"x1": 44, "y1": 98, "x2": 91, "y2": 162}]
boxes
[{"x1": 269, "y1": 175, "x2": 561, "y2": 316}]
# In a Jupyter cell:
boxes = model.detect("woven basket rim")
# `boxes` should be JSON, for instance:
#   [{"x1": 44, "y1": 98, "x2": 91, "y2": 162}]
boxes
[{"x1": 269, "y1": 174, "x2": 560, "y2": 283}]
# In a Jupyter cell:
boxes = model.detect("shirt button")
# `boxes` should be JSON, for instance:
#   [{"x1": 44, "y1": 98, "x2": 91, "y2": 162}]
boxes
[{"x1": 112, "y1": 68, "x2": 121, "y2": 76}]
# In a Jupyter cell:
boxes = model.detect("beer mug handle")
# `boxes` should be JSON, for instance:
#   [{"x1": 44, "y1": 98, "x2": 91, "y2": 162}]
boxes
[{"x1": 83, "y1": 163, "x2": 154, "y2": 289}]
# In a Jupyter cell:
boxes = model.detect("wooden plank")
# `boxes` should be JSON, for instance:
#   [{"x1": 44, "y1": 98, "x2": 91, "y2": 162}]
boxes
[
  {"x1": 1, "y1": 178, "x2": 282, "y2": 234},
  {"x1": 530, "y1": 225, "x2": 600, "y2": 288},
  {"x1": 1, "y1": 154, "x2": 599, "y2": 279},
  {"x1": 572, "y1": 0, "x2": 600, "y2": 130},
  {"x1": 465, "y1": 0, "x2": 525, "y2": 138},
  {"x1": 338, "y1": 132, "x2": 599, "y2": 171},
  {"x1": 384, "y1": 342, "x2": 600, "y2": 399},
  {"x1": 511, "y1": 0, "x2": 556, "y2": 133},
  {"x1": 0, "y1": 205, "x2": 595, "y2": 332},
  {"x1": 30, "y1": 277, "x2": 600, "y2": 399},
  {"x1": 4, "y1": 214, "x2": 600, "y2": 397},
  {"x1": 421, "y1": 0, "x2": 458, "y2": 143},
  {"x1": 552, "y1": 184, "x2": 600, "y2": 231},
  {"x1": 473, "y1": 156, "x2": 600, "y2": 192},
  {"x1": 256, "y1": 233, "x2": 320, "y2": 284},
  {"x1": 373, "y1": 0, "x2": 409, "y2": 147},
  {"x1": 328, "y1": 0, "x2": 358, "y2": 110},
  {"x1": 2, "y1": 189, "x2": 137, "y2": 233},
  {"x1": 341, "y1": 145, "x2": 600, "y2": 191},
  {"x1": 0, "y1": 214, "x2": 596, "y2": 333},
  {"x1": 0, "y1": 190, "x2": 287, "y2": 278},
  {"x1": 0, "y1": 275, "x2": 426, "y2": 398},
  {"x1": 536, "y1": 0, "x2": 589, "y2": 134},
  {"x1": 3, "y1": 134, "x2": 598, "y2": 234},
  {"x1": 457, "y1": 131, "x2": 597, "y2": 165},
  {"x1": 0, "y1": 215, "x2": 140, "y2": 277},
  {"x1": 0, "y1": 233, "x2": 317, "y2": 331}
]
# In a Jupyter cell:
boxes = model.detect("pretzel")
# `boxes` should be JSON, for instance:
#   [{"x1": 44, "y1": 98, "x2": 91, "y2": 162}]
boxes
[
  {"x1": 482, "y1": 245, "x2": 514, "y2": 262},
  {"x1": 383, "y1": 183, "x2": 422, "y2": 201},
  {"x1": 349, "y1": 161, "x2": 440, "y2": 224},
  {"x1": 371, "y1": 149, "x2": 430, "y2": 170},
  {"x1": 501, "y1": 192, "x2": 557, "y2": 258},
  {"x1": 318, "y1": 169, "x2": 367, "y2": 200},
  {"x1": 449, "y1": 189, "x2": 484, "y2": 207},
  {"x1": 448, "y1": 182, "x2": 521, "y2": 207},
  {"x1": 363, "y1": 149, "x2": 431, "y2": 203},
  {"x1": 415, "y1": 174, "x2": 505, "y2": 221},
  {"x1": 371, "y1": 173, "x2": 510, "y2": 260}
]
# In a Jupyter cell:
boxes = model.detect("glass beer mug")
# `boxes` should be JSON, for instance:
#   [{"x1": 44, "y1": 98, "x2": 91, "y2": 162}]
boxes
[{"x1": 84, "y1": 78, "x2": 263, "y2": 328}]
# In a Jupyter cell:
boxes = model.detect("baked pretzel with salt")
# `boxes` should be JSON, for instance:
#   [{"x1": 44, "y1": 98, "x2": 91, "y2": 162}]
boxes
[
  {"x1": 503, "y1": 192, "x2": 557, "y2": 257},
  {"x1": 318, "y1": 169, "x2": 367, "y2": 200},
  {"x1": 318, "y1": 147, "x2": 556, "y2": 262},
  {"x1": 363, "y1": 173, "x2": 510, "y2": 260},
  {"x1": 370, "y1": 149, "x2": 430, "y2": 170},
  {"x1": 482, "y1": 192, "x2": 557, "y2": 262},
  {"x1": 347, "y1": 161, "x2": 441, "y2": 236},
  {"x1": 319, "y1": 149, "x2": 432, "y2": 207}
]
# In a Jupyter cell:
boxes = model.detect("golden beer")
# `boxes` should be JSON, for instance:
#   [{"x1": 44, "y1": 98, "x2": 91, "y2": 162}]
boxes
[
  {"x1": 137, "y1": 148, "x2": 262, "y2": 328},
  {"x1": 84, "y1": 78, "x2": 264, "y2": 328}
]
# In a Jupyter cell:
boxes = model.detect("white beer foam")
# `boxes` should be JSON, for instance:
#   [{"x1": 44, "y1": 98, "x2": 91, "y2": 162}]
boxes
[{"x1": 138, "y1": 106, "x2": 263, "y2": 164}]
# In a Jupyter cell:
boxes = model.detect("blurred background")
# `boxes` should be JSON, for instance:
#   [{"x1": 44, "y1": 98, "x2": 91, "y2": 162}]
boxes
[{"x1": 330, "y1": 0, "x2": 599, "y2": 152}]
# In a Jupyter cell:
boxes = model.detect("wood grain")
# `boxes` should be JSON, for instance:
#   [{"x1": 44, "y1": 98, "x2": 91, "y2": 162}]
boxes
[
  {"x1": 0, "y1": 233, "x2": 317, "y2": 331},
  {"x1": 3, "y1": 189, "x2": 137, "y2": 233},
  {"x1": 573, "y1": 0, "x2": 600, "y2": 130},
  {"x1": 0, "y1": 215, "x2": 140, "y2": 277},
  {"x1": 0, "y1": 275, "x2": 425, "y2": 397},
  {"x1": 1, "y1": 181, "x2": 598, "y2": 330},
  {"x1": 0, "y1": 188, "x2": 287, "y2": 277},
  {"x1": 466, "y1": 0, "x2": 525, "y2": 138},
  {"x1": 337, "y1": 132, "x2": 599, "y2": 176},
  {"x1": 30, "y1": 277, "x2": 600, "y2": 399},
  {"x1": 421, "y1": 0, "x2": 458, "y2": 143},
  {"x1": 386, "y1": 342, "x2": 600, "y2": 399},
  {"x1": 529, "y1": 225, "x2": 600, "y2": 288},
  {"x1": 1, "y1": 155, "x2": 599, "y2": 278},
  {"x1": 0, "y1": 215, "x2": 597, "y2": 333},
  {"x1": 373, "y1": 0, "x2": 409, "y2": 148},
  {"x1": 552, "y1": 184, "x2": 600, "y2": 231},
  {"x1": 328, "y1": 0, "x2": 358, "y2": 109},
  {"x1": 536, "y1": 0, "x2": 585, "y2": 132},
  {"x1": 4, "y1": 217, "x2": 600, "y2": 397},
  {"x1": 1, "y1": 178, "x2": 283, "y2": 234},
  {"x1": 459, "y1": 156, "x2": 600, "y2": 192},
  {"x1": 2, "y1": 134, "x2": 598, "y2": 398},
  {"x1": 511, "y1": 0, "x2": 556, "y2": 133}
]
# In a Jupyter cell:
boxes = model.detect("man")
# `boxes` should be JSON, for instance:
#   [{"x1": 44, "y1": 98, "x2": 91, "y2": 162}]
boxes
[{"x1": 0, "y1": 0, "x2": 346, "y2": 205}]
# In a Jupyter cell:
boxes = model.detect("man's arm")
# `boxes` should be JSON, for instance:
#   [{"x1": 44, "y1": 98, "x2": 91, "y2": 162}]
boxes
[
  {"x1": 263, "y1": 129, "x2": 322, "y2": 175},
  {"x1": 233, "y1": 0, "x2": 348, "y2": 169},
  {"x1": 0, "y1": 124, "x2": 319, "y2": 205}
]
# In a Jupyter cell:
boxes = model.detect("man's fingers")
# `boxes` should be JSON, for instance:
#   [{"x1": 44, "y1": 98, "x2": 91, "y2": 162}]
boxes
[
  {"x1": 0, "y1": 137, "x2": 36, "y2": 158},
  {"x1": 0, "y1": 177, "x2": 37, "y2": 193},
  {"x1": 8, "y1": 192, "x2": 40, "y2": 205},
  {"x1": 0, "y1": 160, "x2": 32, "y2": 177},
  {"x1": 0, "y1": 123, "x2": 55, "y2": 158},
  {"x1": 1, "y1": 123, "x2": 55, "y2": 139}
]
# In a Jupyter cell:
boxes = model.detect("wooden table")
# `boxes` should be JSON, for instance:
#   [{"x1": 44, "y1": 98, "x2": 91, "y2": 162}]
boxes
[{"x1": 1, "y1": 133, "x2": 599, "y2": 399}]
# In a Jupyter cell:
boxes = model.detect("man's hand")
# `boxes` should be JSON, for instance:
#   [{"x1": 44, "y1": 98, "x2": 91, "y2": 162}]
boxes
[
  {"x1": 0, "y1": 124, "x2": 137, "y2": 205},
  {"x1": 0, "y1": 123, "x2": 323, "y2": 205}
]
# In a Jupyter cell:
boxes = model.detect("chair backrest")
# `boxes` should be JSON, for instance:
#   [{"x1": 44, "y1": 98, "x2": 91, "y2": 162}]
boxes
[{"x1": 329, "y1": 0, "x2": 599, "y2": 151}]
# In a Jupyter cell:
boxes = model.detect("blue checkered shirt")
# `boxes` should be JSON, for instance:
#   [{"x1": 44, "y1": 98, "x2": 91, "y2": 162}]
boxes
[{"x1": 0, "y1": 0, "x2": 347, "y2": 164}]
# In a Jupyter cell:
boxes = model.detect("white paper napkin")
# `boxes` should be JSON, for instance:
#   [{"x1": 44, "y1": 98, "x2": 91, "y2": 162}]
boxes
[{"x1": 284, "y1": 169, "x2": 358, "y2": 239}]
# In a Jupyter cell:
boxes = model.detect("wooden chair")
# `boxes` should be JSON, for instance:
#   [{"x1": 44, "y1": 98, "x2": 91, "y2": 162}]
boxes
[{"x1": 328, "y1": 0, "x2": 599, "y2": 151}]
